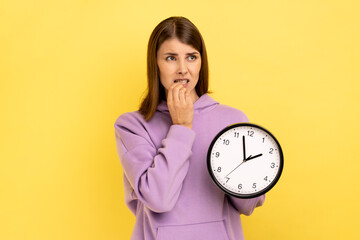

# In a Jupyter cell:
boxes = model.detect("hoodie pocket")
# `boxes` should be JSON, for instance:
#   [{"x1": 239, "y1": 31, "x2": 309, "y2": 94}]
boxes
[{"x1": 156, "y1": 220, "x2": 229, "y2": 240}]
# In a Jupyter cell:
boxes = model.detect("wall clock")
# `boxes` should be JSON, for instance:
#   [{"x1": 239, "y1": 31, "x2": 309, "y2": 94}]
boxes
[{"x1": 207, "y1": 123, "x2": 284, "y2": 198}]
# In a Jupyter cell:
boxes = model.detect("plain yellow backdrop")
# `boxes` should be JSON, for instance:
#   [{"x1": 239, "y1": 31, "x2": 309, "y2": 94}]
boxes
[{"x1": 1, "y1": 0, "x2": 359, "y2": 239}]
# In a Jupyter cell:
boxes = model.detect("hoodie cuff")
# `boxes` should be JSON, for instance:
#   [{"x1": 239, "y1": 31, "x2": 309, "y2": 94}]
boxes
[{"x1": 166, "y1": 124, "x2": 196, "y2": 148}]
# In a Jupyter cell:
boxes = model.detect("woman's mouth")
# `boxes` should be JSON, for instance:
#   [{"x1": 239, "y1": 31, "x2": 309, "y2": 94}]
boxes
[{"x1": 174, "y1": 79, "x2": 189, "y2": 84}]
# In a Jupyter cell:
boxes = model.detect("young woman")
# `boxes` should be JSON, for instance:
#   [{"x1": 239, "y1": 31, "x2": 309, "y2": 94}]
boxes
[{"x1": 114, "y1": 16, "x2": 265, "y2": 240}]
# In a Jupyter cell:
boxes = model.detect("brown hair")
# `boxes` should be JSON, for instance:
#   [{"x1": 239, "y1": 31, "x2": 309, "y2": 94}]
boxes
[{"x1": 139, "y1": 16, "x2": 210, "y2": 121}]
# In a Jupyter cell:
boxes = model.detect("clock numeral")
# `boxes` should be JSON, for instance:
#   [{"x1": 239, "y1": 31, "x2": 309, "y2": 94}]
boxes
[
  {"x1": 262, "y1": 137, "x2": 265, "y2": 143},
  {"x1": 270, "y1": 162, "x2": 275, "y2": 168},
  {"x1": 247, "y1": 131, "x2": 254, "y2": 137},
  {"x1": 217, "y1": 167, "x2": 222, "y2": 172},
  {"x1": 252, "y1": 183, "x2": 257, "y2": 189},
  {"x1": 269, "y1": 148, "x2": 274, "y2": 154},
  {"x1": 225, "y1": 177, "x2": 230, "y2": 183},
  {"x1": 234, "y1": 132, "x2": 239, "y2": 138},
  {"x1": 264, "y1": 176, "x2": 268, "y2": 181},
  {"x1": 215, "y1": 152, "x2": 220, "y2": 158},
  {"x1": 223, "y1": 139, "x2": 230, "y2": 145},
  {"x1": 238, "y1": 184, "x2": 242, "y2": 189}
]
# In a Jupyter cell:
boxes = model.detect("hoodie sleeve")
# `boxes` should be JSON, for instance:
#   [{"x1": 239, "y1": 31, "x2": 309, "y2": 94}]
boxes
[
  {"x1": 114, "y1": 113, "x2": 196, "y2": 213},
  {"x1": 227, "y1": 195, "x2": 265, "y2": 216}
]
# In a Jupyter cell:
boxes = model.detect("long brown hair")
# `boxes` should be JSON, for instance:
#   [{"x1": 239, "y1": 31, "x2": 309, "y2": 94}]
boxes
[{"x1": 139, "y1": 16, "x2": 210, "y2": 121}]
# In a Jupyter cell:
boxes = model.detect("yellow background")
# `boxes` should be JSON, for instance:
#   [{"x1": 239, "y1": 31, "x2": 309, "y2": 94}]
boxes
[{"x1": 1, "y1": 0, "x2": 359, "y2": 239}]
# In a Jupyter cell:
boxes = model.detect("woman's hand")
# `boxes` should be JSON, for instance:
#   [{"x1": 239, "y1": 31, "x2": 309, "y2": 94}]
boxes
[{"x1": 167, "y1": 82, "x2": 194, "y2": 129}]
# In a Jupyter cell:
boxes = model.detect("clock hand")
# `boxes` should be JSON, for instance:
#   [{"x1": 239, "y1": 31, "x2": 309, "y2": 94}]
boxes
[
  {"x1": 245, "y1": 153, "x2": 263, "y2": 161},
  {"x1": 227, "y1": 136, "x2": 247, "y2": 178},
  {"x1": 226, "y1": 161, "x2": 245, "y2": 177},
  {"x1": 242, "y1": 135, "x2": 246, "y2": 161}
]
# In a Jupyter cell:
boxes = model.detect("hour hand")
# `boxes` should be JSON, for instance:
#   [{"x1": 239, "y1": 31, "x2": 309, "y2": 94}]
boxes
[{"x1": 245, "y1": 153, "x2": 263, "y2": 161}]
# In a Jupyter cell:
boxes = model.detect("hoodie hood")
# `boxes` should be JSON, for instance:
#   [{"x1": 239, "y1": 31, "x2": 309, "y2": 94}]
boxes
[{"x1": 156, "y1": 93, "x2": 219, "y2": 114}]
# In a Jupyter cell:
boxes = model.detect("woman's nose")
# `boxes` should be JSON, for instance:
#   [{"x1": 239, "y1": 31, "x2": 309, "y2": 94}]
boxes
[{"x1": 177, "y1": 59, "x2": 188, "y2": 75}]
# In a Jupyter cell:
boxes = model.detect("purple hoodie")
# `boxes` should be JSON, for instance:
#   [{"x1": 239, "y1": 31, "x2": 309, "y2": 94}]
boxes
[{"x1": 114, "y1": 94, "x2": 265, "y2": 240}]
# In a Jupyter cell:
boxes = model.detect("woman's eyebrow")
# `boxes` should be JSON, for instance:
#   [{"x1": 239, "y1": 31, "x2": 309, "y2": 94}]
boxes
[{"x1": 163, "y1": 52, "x2": 199, "y2": 55}]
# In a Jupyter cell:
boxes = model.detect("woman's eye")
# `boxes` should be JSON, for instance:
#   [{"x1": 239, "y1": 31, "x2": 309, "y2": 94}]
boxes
[
  {"x1": 166, "y1": 56, "x2": 175, "y2": 61},
  {"x1": 188, "y1": 55, "x2": 197, "y2": 61}
]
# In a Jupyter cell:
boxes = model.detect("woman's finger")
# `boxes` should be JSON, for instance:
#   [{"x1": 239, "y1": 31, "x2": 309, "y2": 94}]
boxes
[
  {"x1": 167, "y1": 83, "x2": 175, "y2": 104},
  {"x1": 185, "y1": 89, "x2": 191, "y2": 104},
  {"x1": 179, "y1": 87, "x2": 186, "y2": 103},
  {"x1": 172, "y1": 83, "x2": 182, "y2": 104}
]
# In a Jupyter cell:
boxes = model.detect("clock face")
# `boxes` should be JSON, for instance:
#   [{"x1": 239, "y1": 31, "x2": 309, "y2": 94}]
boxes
[{"x1": 207, "y1": 123, "x2": 283, "y2": 198}]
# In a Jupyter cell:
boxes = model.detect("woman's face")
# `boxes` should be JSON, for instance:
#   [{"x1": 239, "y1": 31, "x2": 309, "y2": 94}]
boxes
[{"x1": 157, "y1": 38, "x2": 201, "y2": 98}]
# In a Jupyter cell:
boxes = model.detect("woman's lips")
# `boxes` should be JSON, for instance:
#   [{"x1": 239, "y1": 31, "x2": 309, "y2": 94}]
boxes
[{"x1": 174, "y1": 79, "x2": 189, "y2": 84}]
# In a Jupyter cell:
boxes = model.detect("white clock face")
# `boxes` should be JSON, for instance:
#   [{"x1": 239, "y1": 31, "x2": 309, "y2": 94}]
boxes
[{"x1": 207, "y1": 123, "x2": 283, "y2": 198}]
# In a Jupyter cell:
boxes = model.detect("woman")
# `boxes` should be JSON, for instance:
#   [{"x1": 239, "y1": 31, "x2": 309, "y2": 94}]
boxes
[{"x1": 114, "y1": 16, "x2": 265, "y2": 240}]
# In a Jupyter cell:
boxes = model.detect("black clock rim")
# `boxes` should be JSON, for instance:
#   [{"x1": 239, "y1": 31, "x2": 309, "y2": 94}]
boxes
[{"x1": 207, "y1": 122, "x2": 284, "y2": 199}]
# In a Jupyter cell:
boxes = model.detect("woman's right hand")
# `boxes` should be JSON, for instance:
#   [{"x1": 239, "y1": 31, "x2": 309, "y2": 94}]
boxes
[{"x1": 167, "y1": 82, "x2": 194, "y2": 129}]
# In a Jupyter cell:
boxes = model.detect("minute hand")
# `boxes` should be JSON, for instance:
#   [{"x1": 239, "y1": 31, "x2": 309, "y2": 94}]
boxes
[
  {"x1": 245, "y1": 153, "x2": 263, "y2": 161},
  {"x1": 242, "y1": 135, "x2": 246, "y2": 161}
]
